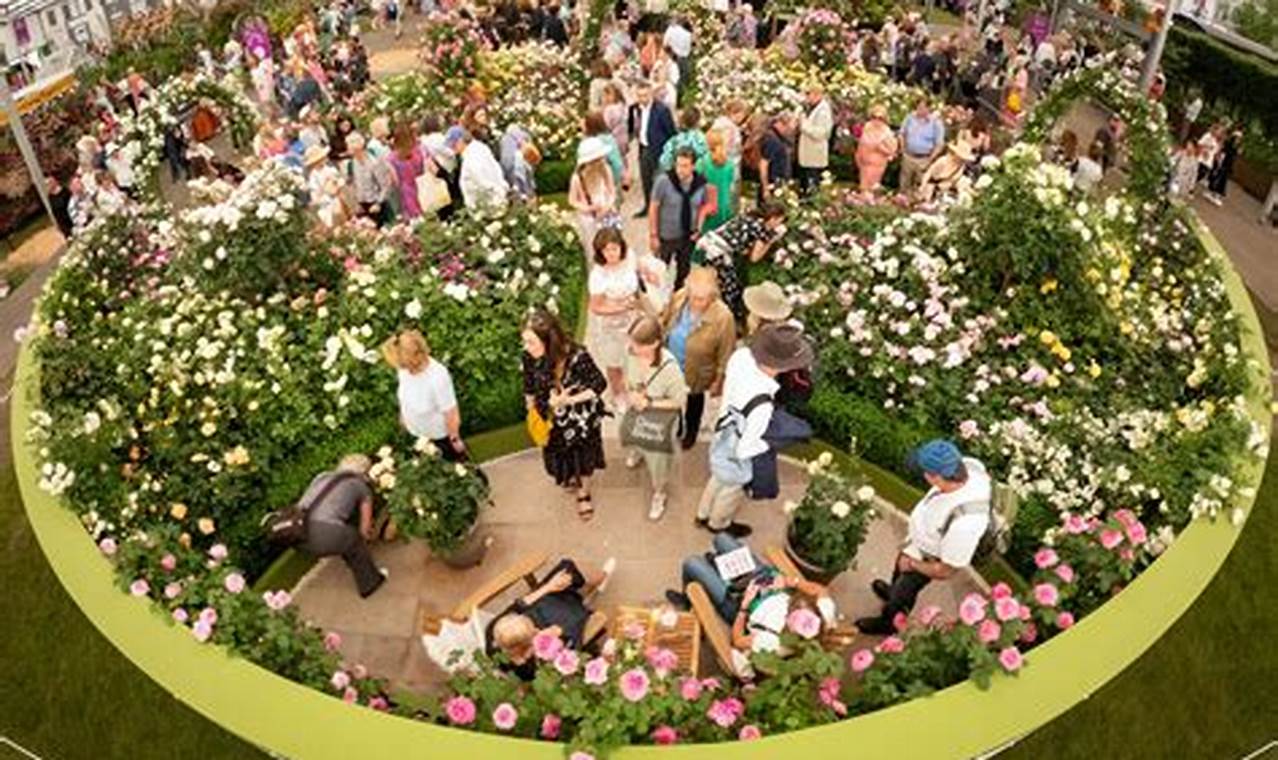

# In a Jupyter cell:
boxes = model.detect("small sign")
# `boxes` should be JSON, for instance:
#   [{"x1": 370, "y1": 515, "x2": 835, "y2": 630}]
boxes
[{"x1": 714, "y1": 546, "x2": 757, "y2": 581}]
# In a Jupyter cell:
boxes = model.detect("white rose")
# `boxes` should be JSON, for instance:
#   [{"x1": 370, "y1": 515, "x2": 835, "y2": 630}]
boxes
[
  {"x1": 404, "y1": 299, "x2": 423, "y2": 319},
  {"x1": 856, "y1": 485, "x2": 876, "y2": 502},
  {"x1": 830, "y1": 501, "x2": 851, "y2": 519}
]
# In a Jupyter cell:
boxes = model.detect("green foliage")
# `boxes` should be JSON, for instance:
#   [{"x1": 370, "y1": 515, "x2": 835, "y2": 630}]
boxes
[
  {"x1": 1230, "y1": 0, "x2": 1278, "y2": 50},
  {"x1": 373, "y1": 444, "x2": 490, "y2": 554},
  {"x1": 785, "y1": 453, "x2": 877, "y2": 572},
  {"x1": 537, "y1": 159, "x2": 576, "y2": 195},
  {"x1": 1163, "y1": 25, "x2": 1278, "y2": 146}
]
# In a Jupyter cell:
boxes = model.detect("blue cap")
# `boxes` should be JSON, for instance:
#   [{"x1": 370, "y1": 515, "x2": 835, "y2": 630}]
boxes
[
  {"x1": 444, "y1": 125, "x2": 468, "y2": 148},
  {"x1": 909, "y1": 439, "x2": 963, "y2": 479}
]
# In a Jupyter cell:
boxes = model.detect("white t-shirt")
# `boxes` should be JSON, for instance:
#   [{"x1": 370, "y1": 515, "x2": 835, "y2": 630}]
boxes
[
  {"x1": 589, "y1": 258, "x2": 639, "y2": 300},
  {"x1": 397, "y1": 362, "x2": 458, "y2": 440},
  {"x1": 904, "y1": 457, "x2": 991, "y2": 568},
  {"x1": 1073, "y1": 156, "x2": 1103, "y2": 192},
  {"x1": 747, "y1": 592, "x2": 789, "y2": 653}
]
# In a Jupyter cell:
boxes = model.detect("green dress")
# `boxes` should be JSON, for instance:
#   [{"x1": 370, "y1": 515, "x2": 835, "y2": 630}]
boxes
[{"x1": 697, "y1": 155, "x2": 737, "y2": 236}]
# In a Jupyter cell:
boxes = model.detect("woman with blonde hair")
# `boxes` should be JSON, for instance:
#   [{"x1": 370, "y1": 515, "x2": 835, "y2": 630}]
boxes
[
  {"x1": 623, "y1": 315, "x2": 689, "y2": 520},
  {"x1": 382, "y1": 330, "x2": 467, "y2": 461},
  {"x1": 569, "y1": 137, "x2": 619, "y2": 259},
  {"x1": 855, "y1": 103, "x2": 898, "y2": 195},
  {"x1": 697, "y1": 129, "x2": 737, "y2": 234}
]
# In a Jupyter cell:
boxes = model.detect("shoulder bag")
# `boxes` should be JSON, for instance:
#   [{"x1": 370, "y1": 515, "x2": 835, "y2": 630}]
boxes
[
  {"x1": 262, "y1": 471, "x2": 362, "y2": 546},
  {"x1": 619, "y1": 360, "x2": 683, "y2": 453}
]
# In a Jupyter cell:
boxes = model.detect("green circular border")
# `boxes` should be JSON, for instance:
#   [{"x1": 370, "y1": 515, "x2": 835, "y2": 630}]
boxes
[{"x1": 14, "y1": 216, "x2": 1270, "y2": 758}]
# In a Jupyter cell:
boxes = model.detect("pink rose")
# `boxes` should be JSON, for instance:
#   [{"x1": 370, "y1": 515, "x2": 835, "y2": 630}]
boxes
[
  {"x1": 1020, "y1": 622, "x2": 1039, "y2": 644},
  {"x1": 978, "y1": 618, "x2": 1002, "y2": 644},
  {"x1": 618, "y1": 668, "x2": 650, "y2": 702},
  {"x1": 163, "y1": 582, "x2": 182, "y2": 599},
  {"x1": 652, "y1": 725, "x2": 679, "y2": 745},
  {"x1": 160, "y1": 553, "x2": 177, "y2": 572},
  {"x1": 645, "y1": 647, "x2": 679, "y2": 676},
  {"x1": 1062, "y1": 513, "x2": 1088, "y2": 534},
  {"x1": 680, "y1": 677, "x2": 703, "y2": 701},
  {"x1": 540, "y1": 714, "x2": 562, "y2": 740},
  {"x1": 223, "y1": 572, "x2": 246, "y2": 594},
  {"x1": 876, "y1": 636, "x2": 905, "y2": 654},
  {"x1": 959, "y1": 593, "x2": 988, "y2": 625},
  {"x1": 208, "y1": 543, "x2": 228, "y2": 561},
  {"x1": 263, "y1": 590, "x2": 292, "y2": 610},
  {"x1": 1033, "y1": 548, "x2": 1059, "y2": 569},
  {"x1": 368, "y1": 696, "x2": 390, "y2": 711},
  {"x1": 1126, "y1": 522, "x2": 1147, "y2": 545},
  {"x1": 343, "y1": 687, "x2": 359, "y2": 704},
  {"x1": 739, "y1": 725, "x2": 763, "y2": 740},
  {"x1": 532, "y1": 629, "x2": 564, "y2": 661},
  {"x1": 1113, "y1": 508, "x2": 1137, "y2": 528},
  {"x1": 444, "y1": 695, "x2": 476, "y2": 725},
  {"x1": 130, "y1": 579, "x2": 150, "y2": 596},
  {"x1": 352, "y1": 664, "x2": 368, "y2": 679},
  {"x1": 786, "y1": 607, "x2": 822, "y2": 639},
  {"x1": 998, "y1": 646, "x2": 1024, "y2": 672},
  {"x1": 331, "y1": 670, "x2": 351, "y2": 691},
  {"x1": 492, "y1": 702, "x2": 518, "y2": 731},
  {"x1": 701, "y1": 677, "x2": 722, "y2": 691},
  {"x1": 623, "y1": 621, "x2": 647, "y2": 640},
  {"x1": 583, "y1": 656, "x2": 609, "y2": 685},
  {"x1": 990, "y1": 582, "x2": 1013, "y2": 599},
  {"x1": 1019, "y1": 603, "x2": 1033, "y2": 622},
  {"x1": 99, "y1": 537, "x2": 118, "y2": 556},
  {"x1": 850, "y1": 648, "x2": 875, "y2": 673},
  {"x1": 892, "y1": 611, "x2": 909, "y2": 631},
  {"x1": 994, "y1": 596, "x2": 1021, "y2": 622},
  {"x1": 1056, "y1": 611, "x2": 1075, "y2": 629},
  {"x1": 1100, "y1": 529, "x2": 1124, "y2": 549},
  {"x1": 1033, "y1": 583, "x2": 1059, "y2": 607},
  {"x1": 569, "y1": 753, "x2": 595, "y2": 760},
  {"x1": 554, "y1": 649, "x2": 580, "y2": 676},
  {"x1": 917, "y1": 604, "x2": 943, "y2": 626},
  {"x1": 1054, "y1": 563, "x2": 1075, "y2": 584},
  {"x1": 958, "y1": 419, "x2": 979, "y2": 439},
  {"x1": 192, "y1": 619, "x2": 213, "y2": 642},
  {"x1": 324, "y1": 631, "x2": 343, "y2": 651},
  {"x1": 707, "y1": 697, "x2": 744, "y2": 728},
  {"x1": 198, "y1": 607, "x2": 218, "y2": 625},
  {"x1": 172, "y1": 607, "x2": 188, "y2": 623}
]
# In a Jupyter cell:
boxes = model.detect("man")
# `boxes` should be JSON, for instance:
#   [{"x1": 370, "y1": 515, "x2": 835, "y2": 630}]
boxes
[
  {"x1": 46, "y1": 176, "x2": 74, "y2": 238},
  {"x1": 344, "y1": 132, "x2": 396, "y2": 226},
  {"x1": 542, "y1": 3, "x2": 569, "y2": 46},
  {"x1": 1093, "y1": 115, "x2": 1123, "y2": 173},
  {"x1": 299, "y1": 455, "x2": 387, "y2": 598},
  {"x1": 663, "y1": 15, "x2": 694, "y2": 95},
  {"x1": 756, "y1": 113, "x2": 795, "y2": 201},
  {"x1": 697, "y1": 323, "x2": 813, "y2": 537},
  {"x1": 898, "y1": 97, "x2": 945, "y2": 192},
  {"x1": 104, "y1": 142, "x2": 137, "y2": 198},
  {"x1": 796, "y1": 84, "x2": 833, "y2": 196},
  {"x1": 449, "y1": 126, "x2": 510, "y2": 215},
  {"x1": 855, "y1": 439, "x2": 991, "y2": 635},
  {"x1": 631, "y1": 81, "x2": 677, "y2": 216},
  {"x1": 649, "y1": 147, "x2": 712, "y2": 291},
  {"x1": 661, "y1": 267, "x2": 737, "y2": 451}
]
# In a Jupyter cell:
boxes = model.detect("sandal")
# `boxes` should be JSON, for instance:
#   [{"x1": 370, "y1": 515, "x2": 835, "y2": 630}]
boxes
[{"x1": 576, "y1": 493, "x2": 595, "y2": 522}]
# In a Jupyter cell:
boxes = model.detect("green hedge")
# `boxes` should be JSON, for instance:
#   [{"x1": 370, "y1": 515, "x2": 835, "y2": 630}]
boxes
[
  {"x1": 536, "y1": 159, "x2": 574, "y2": 195},
  {"x1": 1164, "y1": 24, "x2": 1278, "y2": 140},
  {"x1": 806, "y1": 385, "x2": 945, "y2": 482}
]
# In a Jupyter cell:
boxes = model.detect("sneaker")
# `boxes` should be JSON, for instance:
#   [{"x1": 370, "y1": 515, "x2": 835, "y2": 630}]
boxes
[
  {"x1": 648, "y1": 492, "x2": 668, "y2": 520},
  {"x1": 597, "y1": 557, "x2": 618, "y2": 593},
  {"x1": 664, "y1": 589, "x2": 692, "y2": 610},
  {"x1": 625, "y1": 450, "x2": 643, "y2": 469},
  {"x1": 871, "y1": 579, "x2": 891, "y2": 601},
  {"x1": 855, "y1": 615, "x2": 895, "y2": 636},
  {"x1": 723, "y1": 522, "x2": 753, "y2": 538}
]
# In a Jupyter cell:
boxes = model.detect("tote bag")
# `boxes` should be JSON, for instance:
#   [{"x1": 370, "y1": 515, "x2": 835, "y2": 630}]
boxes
[{"x1": 417, "y1": 172, "x2": 451, "y2": 214}]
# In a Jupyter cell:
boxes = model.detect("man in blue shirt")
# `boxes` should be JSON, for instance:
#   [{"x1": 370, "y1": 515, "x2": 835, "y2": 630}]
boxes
[{"x1": 898, "y1": 97, "x2": 945, "y2": 193}]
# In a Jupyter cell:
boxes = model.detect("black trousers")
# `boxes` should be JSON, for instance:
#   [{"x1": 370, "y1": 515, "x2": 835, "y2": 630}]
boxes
[
  {"x1": 683, "y1": 391, "x2": 706, "y2": 447},
  {"x1": 640, "y1": 146, "x2": 660, "y2": 209},
  {"x1": 797, "y1": 165, "x2": 824, "y2": 195},
  {"x1": 303, "y1": 521, "x2": 383, "y2": 597},
  {"x1": 875, "y1": 561, "x2": 931, "y2": 624},
  {"x1": 659, "y1": 236, "x2": 694, "y2": 292}
]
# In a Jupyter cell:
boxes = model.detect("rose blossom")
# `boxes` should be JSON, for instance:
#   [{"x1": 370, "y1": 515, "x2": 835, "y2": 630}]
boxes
[
  {"x1": 540, "y1": 714, "x2": 562, "y2": 739},
  {"x1": 1054, "y1": 563, "x2": 1076, "y2": 584},
  {"x1": 707, "y1": 697, "x2": 744, "y2": 728},
  {"x1": 198, "y1": 607, "x2": 218, "y2": 625},
  {"x1": 99, "y1": 537, "x2": 118, "y2": 556},
  {"x1": 163, "y1": 582, "x2": 182, "y2": 599},
  {"x1": 1126, "y1": 522, "x2": 1148, "y2": 545},
  {"x1": 1033, "y1": 583, "x2": 1060, "y2": 607},
  {"x1": 978, "y1": 619, "x2": 1002, "y2": 644},
  {"x1": 876, "y1": 636, "x2": 905, "y2": 654},
  {"x1": 192, "y1": 619, "x2": 213, "y2": 642},
  {"x1": 1062, "y1": 513, "x2": 1088, "y2": 534},
  {"x1": 331, "y1": 671, "x2": 351, "y2": 690},
  {"x1": 990, "y1": 582, "x2": 1013, "y2": 600},
  {"x1": 999, "y1": 646, "x2": 1024, "y2": 672},
  {"x1": 532, "y1": 629, "x2": 564, "y2": 660},
  {"x1": 324, "y1": 631, "x2": 343, "y2": 651},
  {"x1": 959, "y1": 593, "x2": 988, "y2": 625},
  {"x1": 917, "y1": 604, "x2": 943, "y2": 625},
  {"x1": 652, "y1": 725, "x2": 678, "y2": 745},
  {"x1": 492, "y1": 702, "x2": 518, "y2": 731},
  {"x1": 343, "y1": 687, "x2": 359, "y2": 704},
  {"x1": 583, "y1": 657, "x2": 609, "y2": 685},
  {"x1": 739, "y1": 725, "x2": 763, "y2": 740},
  {"x1": 160, "y1": 553, "x2": 178, "y2": 572},
  {"x1": 208, "y1": 543, "x2": 228, "y2": 561},
  {"x1": 786, "y1": 607, "x2": 822, "y2": 639},
  {"x1": 619, "y1": 668, "x2": 650, "y2": 702},
  {"x1": 263, "y1": 590, "x2": 292, "y2": 610},
  {"x1": 994, "y1": 596, "x2": 1021, "y2": 622},
  {"x1": 223, "y1": 572, "x2": 246, "y2": 594},
  {"x1": 1100, "y1": 529, "x2": 1124, "y2": 549},
  {"x1": 129, "y1": 579, "x2": 150, "y2": 596},
  {"x1": 172, "y1": 607, "x2": 188, "y2": 623},
  {"x1": 1056, "y1": 611, "x2": 1076, "y2": 629},
  {"x1": 1033, "y1": 548, "x2": 1059, "y2": 569},
  {"x1": 893, "y1": 611, "x2": 909, "y2": 631},
  {"x1": 680, "y1": 677, "x2": 703, "y2": 701},
  {"x1": 554, "y1": 649, "x2": 580, "y2": 676},
  {"x1": 444, "y1": 696, "x2": 476, "y2": 725},
  {"x1": 645, "y1": 647, "x2": 679, "y2": 676},
  {"x1": 850, "y1": 649, "x2": 875, "y2": 673},
  {"x1": 368, "y1": 696, "x2": 390, "y2": 711}
]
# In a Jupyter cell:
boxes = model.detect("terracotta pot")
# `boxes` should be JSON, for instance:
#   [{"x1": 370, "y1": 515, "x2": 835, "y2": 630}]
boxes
[
  {"x1": 784, "y1": 524, "x2": 843, "y2": 585},
  {"x1": 438, "y1": 522, "x2": 490, "y2": 569}
]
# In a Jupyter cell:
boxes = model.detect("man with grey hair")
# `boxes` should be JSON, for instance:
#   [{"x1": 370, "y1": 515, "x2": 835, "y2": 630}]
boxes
[
  {"x1": 300, "y1": 455, "x2": 386, "y2": 598},
  {"x1": 344, "y1": 132, "x2": 395, "y2": 226},
  {"x1": 447, "y1": 126, "x2": 510, "y2": 214}
]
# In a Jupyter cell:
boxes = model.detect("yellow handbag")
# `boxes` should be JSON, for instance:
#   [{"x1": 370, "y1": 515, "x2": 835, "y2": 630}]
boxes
[{"x1": 526, "y1": 406, "x2": 552, "y2": 447}]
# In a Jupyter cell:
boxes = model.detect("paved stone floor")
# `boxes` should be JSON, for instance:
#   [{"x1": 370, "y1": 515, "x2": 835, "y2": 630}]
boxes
[{"x1": 291, "y1": 434, "x2": 986, "y2": 692}]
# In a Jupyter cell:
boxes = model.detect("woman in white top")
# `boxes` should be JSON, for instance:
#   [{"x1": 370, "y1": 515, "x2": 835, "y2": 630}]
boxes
[
  {"x1": 382, "y1": 330, "x2": 467, "y2": 461},
  {"x1": 588, "y1": 228, "x2": 640, "y2": 408},
  {"x1": 1072, "y1": 140, "x2": 1105, "y2": 194},
  {"x1": 569, "y1": 137, "x2": 619, "y2": 261}
]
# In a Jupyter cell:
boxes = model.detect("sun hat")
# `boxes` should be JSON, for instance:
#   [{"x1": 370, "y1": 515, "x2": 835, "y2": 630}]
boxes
[
  {"x1": 749, "y1": 323, "x2": 813, "y2": 373},
  {"x1": 303, "y1": 143, "x2": 329, "y2": 167},
  {"x1": 948, "y1": 139, "x2": 976, "y2": 162},
  {"x1": 907, "y1": 439, "x2": 963, "y2": 479},
  {"x1": 576, "y1": 136, "x2": 611, "y2": 166},
  {"x1": 743, "y1": 281, "x2": 792, "y2": 322}
]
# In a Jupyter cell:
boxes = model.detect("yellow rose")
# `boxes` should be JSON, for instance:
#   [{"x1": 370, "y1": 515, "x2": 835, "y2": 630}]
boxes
[
  {"x1": 170, "y1": 502, "x2": 188, "y2": 520},
  {"x1": 1039, "y1": 279, "x2": 1058, "y2": 294},
  {"x1": 1039, "y1": 330, "x2": 1057, "y2": 346},
  {"x1": 197, "y1": 518, "x2": 216, "y2": 535},
  {"x1": 1045, "y1": 374, "x2": 1061, "y2": 389},
  {"x1": 1087, "y1": 362, "x2": 1102, "y2": 379}
]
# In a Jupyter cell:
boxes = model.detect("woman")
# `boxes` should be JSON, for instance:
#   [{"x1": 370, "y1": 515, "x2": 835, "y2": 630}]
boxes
[
  {"x1": 697, "y1": 129, "x2": 737, "y2": 235},
  {"x1": 588, "y1": 228, "x2": 640, "y2": 407},
  {"x1": 583, "y1": 112, "x2": 627, "y2": 189},
  {"x1": 388, "y1": 123, "x2": 427, "y2": 221},
  {"x1": 1073, "y1": 140, "x2": 1104, "y2": 193},
  {"x1": 329, "y1": 115, "x2": 356, "y2": 161},
  {"x1": 382, "y1": 330, "x2": 467, "y2": 462},
  {"x1": 521, "y1": 310, "x2": 609, "y2": 520},
  {"x1": 659, "y1": 106, "x2": 709, "y2": 172},
  {"x1": 624, "y1": 316, "x2": 688, "y2": 520},
  {"x1": 958, "y1": 115, "x2": 991, "y2": 161},
  {"x1": 249, "y1": 51, "x2": 277, "y2": 113},
  {"x1": 568, "y1": 137, "x2": 619, "y2": 259},
  {"x1": 588, "y1": 60, "x2": 615, "y2": 112},
  {"x1": 601, "y1": 84, "x2": 631, "y2": 161},
  {"x1": 695, "y1": 202, "x2": 786, "y2": 320},
  {"x1": 1206, "y1": 127, "x2": 1242, "y2": 206},
  {"x1": 855, "y1": 103, "x2": 898, "y2": 195},
  {"x1": 917, "y1": 140, "x2": 974, "y2": 203}
]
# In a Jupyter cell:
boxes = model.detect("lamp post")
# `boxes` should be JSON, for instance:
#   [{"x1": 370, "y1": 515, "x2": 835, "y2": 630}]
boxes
[
  {"x1": 0, "y1": 76, "x2": 56, "y2": 228},
  {"x1": 1139, "y1": 3, "x2": 1172, "y2": 91}
]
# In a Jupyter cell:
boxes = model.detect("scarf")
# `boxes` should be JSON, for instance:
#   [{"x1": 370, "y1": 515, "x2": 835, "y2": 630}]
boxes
[{"x1": 666, "y1": 169, "x2": 706, "y2": 238}]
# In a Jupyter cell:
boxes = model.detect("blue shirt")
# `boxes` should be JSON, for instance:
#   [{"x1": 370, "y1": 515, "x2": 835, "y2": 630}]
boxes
[
  {"x1": 901, "y1": 113, "x2": 945, "y2": 157},
  {"x1": 667, "y1": 305, "x2": 697, "y2": 369}
]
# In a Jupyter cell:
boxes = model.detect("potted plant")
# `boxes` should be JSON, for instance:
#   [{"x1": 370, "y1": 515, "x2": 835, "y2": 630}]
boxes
[
  {"x1": 784, "y1": 452, "x2": 877, "y2": 584},
  {"x1": 371, "y1": 442, "x2": 491, "y2": 568}
]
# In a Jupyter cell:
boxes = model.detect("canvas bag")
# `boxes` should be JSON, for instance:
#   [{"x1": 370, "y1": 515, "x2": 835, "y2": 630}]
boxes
[
  {"x1": 417, "y1": 172, "x2": 451, "y2": 214},
  {"x1": 262, "y1": 471, "x2": 361, "y2": 546},
  {"x1": 708, "y1": 393, "x2": 773, "y2": 485},
  {"x1": 619, "y1": 360, "x2": 682, "y2": 453}
]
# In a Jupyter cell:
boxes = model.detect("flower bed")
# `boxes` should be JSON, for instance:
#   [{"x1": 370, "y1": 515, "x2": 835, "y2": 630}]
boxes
[{"x1": 479, "y1": 43, "x2": 587, "y2": 163}]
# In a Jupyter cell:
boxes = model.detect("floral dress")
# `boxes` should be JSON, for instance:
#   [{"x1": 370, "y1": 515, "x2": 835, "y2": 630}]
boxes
[
  {"x1": 523, "y1": 348, "x2": 608, "y2": 486},
  {"x1": 697, "y1": 215, "x2": 772, "y2": 320}
]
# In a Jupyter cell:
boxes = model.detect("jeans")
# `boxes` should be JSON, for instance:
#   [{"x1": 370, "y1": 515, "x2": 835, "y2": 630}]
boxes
[
  {"x1": 680, "y1": 533, "x2": 765, "y2": 621},
  {"x1": 659, "y1": 236, "x2": 693, "y2": 292},
  {"x1": 682, "y1": 391, "x2": 705, "y2": 447},
  {"x1": 303, "y1": 520, "x2": 383, "y2": 597}
]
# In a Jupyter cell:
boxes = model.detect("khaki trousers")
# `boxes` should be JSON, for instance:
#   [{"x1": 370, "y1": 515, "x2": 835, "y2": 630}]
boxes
[
  {"x1": 696, "y1": 474, "x2": 747, "y2": 530},
  {"x1": 899, "y1": 153, "x2": 932, "y2": 193}
]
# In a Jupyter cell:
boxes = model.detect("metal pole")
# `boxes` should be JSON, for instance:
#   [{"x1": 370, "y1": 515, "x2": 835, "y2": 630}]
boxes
[
  {"x1": 1139, "y1": 4, "x2": 1171, "y2": 91},
  {"x1": 0, "y1": 77, "x2": 57, "y2": 227}
]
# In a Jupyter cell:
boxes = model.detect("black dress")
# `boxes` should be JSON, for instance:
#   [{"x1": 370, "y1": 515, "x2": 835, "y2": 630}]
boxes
[
  {"x1": 702, "y1": 215, "x2": 773, "y2": 320},
  {"x1": 522, "y1": 348, "x2": 608, "y2": 486}
]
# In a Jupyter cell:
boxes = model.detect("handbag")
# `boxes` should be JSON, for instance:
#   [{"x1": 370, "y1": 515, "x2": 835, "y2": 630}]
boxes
[
  {"x1": 417, "y1": 172, "x2": 451, "y2": 214},
  {"x1": 262, "y1": 471, "x2": 362, "y2": 546},
  {"x1": 618, "y1": 360, "x2": 683, "y2": 453},
  {"x1": 526, "y1": 405, "x2": 552, "y2": 447}
]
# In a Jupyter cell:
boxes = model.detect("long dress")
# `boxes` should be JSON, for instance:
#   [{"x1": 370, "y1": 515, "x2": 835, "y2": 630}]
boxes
[
  {"x1": 856, "y1": 119, "x2": 898, "y2": 192},
  {"x1": 389, "y1": 146, "x2": 426, "y2": 220},
  {"x1": 523, "y1": 348, "x2": 608, "y2": 486},
  {"x1": 697, "y1": 155, "x2": 737, "y2": 234}
]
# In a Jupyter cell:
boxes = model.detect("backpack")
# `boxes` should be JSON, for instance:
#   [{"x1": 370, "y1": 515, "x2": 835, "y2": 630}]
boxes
[
  {"x1": 262, "y1": 471, "x2": 362, "y2": 546},
  {"x1": 940, "y1": 481, "x2": 1019, "y2": 564},
  {"x1": 708, "y1": 393, "x2": 773, "y2": 485}
]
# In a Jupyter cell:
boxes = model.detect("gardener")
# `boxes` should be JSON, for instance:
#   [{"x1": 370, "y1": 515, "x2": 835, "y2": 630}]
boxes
[
  {"x1": 298, "y1": 455, "x2": 387, "y2": 599},
  {"x1": 855, "y1": 439, "x2": 990, "y2": 635}
]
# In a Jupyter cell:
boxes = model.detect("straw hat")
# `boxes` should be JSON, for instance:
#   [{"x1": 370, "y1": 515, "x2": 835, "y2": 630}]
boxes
[
  {"x1": 749, "y1": 323, "x2": 813, "y2": 373},
  {"x1": 948, "y1": 140, "x2": 976, "y2": 162},
  {"x1": 576, "y1": 136, "x2": 611, "y2": 166},
  {"x1": 303, "y1": 143, "x2": 329, "y2": 168},
  {"x1": 743, "y1": 281, "x2": 792, "y2": 322}
]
